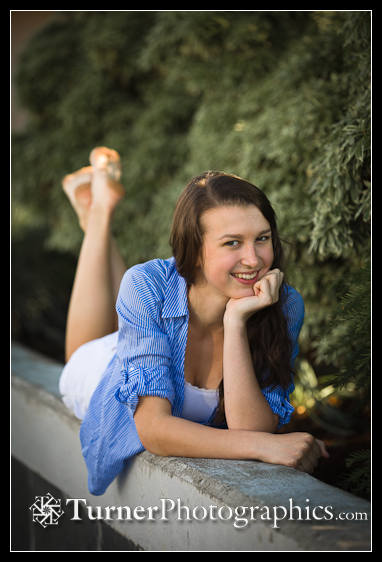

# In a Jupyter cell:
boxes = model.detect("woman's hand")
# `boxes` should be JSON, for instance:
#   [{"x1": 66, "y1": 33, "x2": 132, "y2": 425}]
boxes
[
  {"x1": 258, "y1": 432, "x2": 330, "y2": 474},
  {"x1": 224, "y1": 269, "x2": 284, "y2": 325}
]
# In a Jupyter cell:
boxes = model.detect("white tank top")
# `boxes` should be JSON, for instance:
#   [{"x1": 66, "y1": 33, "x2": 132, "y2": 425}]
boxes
[
  {"x1": 181, "y1": 381, "x2": 219, "y2": 424},
  {"x1": 59, "y1": 330, "x2": 220, "y2": 424}
]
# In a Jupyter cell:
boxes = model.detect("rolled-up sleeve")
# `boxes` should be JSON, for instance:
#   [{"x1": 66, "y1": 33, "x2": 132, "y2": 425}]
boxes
[
  {"x1": 262, "y1": 382, "x2": 295, "y2": 427},
  {"x1": 114, "y1": 265, "x2": 175, "y2": 413}
]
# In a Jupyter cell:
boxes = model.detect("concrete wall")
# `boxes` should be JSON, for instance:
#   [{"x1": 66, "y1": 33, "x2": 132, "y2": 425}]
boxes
[{"x1": 11, "y1": 343, "x2": 371, "y2": 551}]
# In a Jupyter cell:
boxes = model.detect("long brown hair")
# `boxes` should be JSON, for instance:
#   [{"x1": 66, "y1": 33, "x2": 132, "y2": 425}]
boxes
[{"x1": 169, "y1": 171, "x2": 293, "y2": 426}]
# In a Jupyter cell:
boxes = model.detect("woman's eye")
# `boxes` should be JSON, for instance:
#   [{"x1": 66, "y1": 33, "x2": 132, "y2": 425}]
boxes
[
  {"x1": 257, "y1": 235, "x2": 271, "y2": 242},
  {"x1": 224, "y1": 236, "x2": 271, "y2": 247}
]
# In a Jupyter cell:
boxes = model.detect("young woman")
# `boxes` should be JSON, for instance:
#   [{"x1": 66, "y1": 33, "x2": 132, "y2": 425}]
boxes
[{"x1": 59, "y1": 147, "x2": 329, "y2": 496}]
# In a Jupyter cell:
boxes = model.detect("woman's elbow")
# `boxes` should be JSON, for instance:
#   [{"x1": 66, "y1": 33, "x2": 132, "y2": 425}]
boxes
[
  {"x1": 139, "y1": 433, "x2": 169, "y2": 456},
  {"x1": 270, "y1": 413, "x2": 279, "y2": 433},
  {"x1": 134, "y1": 416, "x2": 168, "y2": 455}
]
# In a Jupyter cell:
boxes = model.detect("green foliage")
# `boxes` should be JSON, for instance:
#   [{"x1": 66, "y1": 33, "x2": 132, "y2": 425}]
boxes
[
  {"x1": 12, "y1": 11, "x2": 370, "y2": 404},
  {"x1": 339, "y1": 449, "x2": 371, "y2": 500},
  {"x1": 315, "y1": 259, "x2": 371, "y2": 397}
]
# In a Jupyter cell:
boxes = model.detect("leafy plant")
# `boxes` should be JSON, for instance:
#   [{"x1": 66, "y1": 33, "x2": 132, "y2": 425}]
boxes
[{"x1": 339, "y1": 449, "x2": 371, "y2": 500}]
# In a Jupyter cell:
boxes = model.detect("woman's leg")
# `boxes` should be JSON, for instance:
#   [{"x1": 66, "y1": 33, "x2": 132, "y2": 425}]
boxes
[
  {"x1": 65, "y1": 205, "x2": 115, "y2": 362},
  {"x1": 63, "y1": 158, "x2": 126, "y2": 362}
]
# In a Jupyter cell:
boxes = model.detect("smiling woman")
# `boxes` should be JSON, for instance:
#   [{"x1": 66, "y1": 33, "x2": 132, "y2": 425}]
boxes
[
  {"x1": 198, "y1": 206, "x2": 274, "y2": 292},
  {"x1": 170, "y1": 172, "x2": 301, "y2": 427},
  {"x1": 59, "y1": 161, "x2": 328, "y2": 496}
]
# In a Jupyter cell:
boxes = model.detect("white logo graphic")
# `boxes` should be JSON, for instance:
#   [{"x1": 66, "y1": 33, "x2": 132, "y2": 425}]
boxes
[{"x1": 29, "y1": 492, "x2": 64, "y2": 528}]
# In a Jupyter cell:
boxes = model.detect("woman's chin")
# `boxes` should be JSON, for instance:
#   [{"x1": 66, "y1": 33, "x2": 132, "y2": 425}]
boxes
[{"x1": 228, "y1": 284, "x2": 255, "y2": 298}]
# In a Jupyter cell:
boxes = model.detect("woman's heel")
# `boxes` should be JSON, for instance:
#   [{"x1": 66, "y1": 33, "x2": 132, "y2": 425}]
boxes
[
  {"x1": 89, "y1": 146, "x2": 122, "y2": 182},
  {"x1": 89, "y1": 147, "x2": 125, "y2": 209},
  {"x1": 62, "y1": 166, "x2": 94, "y2": 230}
]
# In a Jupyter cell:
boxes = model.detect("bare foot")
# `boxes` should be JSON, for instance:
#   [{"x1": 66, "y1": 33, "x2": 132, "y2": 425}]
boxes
[
  {"x1": 62, "y1": 166, "x2": 93, "y2": 231},
  {"x1": 89, "y1": 147, "x2": 122, "y2": 182},
  {"x1": 89, "y1": 147, "x2": 125, "y2": 211},
  {"x1": 62, "y1": 147, "x2": 125, "y2": 230}
]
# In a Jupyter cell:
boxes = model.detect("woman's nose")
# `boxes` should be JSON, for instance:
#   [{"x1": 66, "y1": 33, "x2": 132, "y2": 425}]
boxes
[{"x1": 240, "y1": 245, "x2": 260, "y2": 268}]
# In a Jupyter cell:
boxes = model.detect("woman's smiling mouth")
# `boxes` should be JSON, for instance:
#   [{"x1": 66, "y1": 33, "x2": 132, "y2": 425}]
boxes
[{"x1": 231, "y1": 271, "x2": 260, "y2": 284}]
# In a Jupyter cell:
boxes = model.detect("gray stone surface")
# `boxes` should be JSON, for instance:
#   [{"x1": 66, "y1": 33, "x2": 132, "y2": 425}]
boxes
[
  {"x1": 11, "y1": 342, "x2": 371, "y2": 551},
  {"x1": 11, "y1": 344, "x2": 62, "y2": 397}
]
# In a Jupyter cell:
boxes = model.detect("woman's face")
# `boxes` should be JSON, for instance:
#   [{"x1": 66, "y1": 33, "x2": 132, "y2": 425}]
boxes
[{"x1": 196, "y1": 204, "x2": 275, "y2": 299}]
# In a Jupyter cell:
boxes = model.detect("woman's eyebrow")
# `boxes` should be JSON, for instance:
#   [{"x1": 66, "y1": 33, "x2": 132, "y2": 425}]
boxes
[{"x1": 218, "y1": 228, "x2": 272, "y2": 240}]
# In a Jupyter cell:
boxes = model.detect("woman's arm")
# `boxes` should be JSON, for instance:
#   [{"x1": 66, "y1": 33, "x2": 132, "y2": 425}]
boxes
[
  {"x1": 134, "y1": 395, "x2": 262, "y2": 458},
  {"x1": 133, "y1": 396, "x2": 328, "y2": 473},
  {"x1": 221, "y1": 269, "x2": 284, "y2": 432},
  {"x1": 222, "y1": 316, "x2": 278, "y2": 432}
]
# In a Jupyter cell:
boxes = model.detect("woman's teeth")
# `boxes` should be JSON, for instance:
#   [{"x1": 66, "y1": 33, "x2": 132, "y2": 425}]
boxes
[{"x1": 232, "y1": 272, "x2": 258, "y2": 280}]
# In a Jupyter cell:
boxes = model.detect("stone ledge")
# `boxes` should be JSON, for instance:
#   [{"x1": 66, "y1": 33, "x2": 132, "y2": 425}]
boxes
[{"x1": 11, "y1": 342, "x2": 371, "y2": 551}]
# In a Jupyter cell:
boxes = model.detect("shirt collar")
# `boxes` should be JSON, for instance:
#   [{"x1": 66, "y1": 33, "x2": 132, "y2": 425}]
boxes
[{"x1": 161, "y1": 258, "x2": 189, "y2": 319}]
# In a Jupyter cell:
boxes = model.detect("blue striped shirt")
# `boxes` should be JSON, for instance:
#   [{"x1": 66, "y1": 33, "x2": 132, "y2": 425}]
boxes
[{"x1": 80, "y1": 256, "x2": 304, "y2": 496}]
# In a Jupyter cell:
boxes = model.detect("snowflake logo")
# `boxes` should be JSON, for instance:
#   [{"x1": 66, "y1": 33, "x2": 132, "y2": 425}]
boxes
[{"x1": 29, "y1": 492, "x2": 64, "y2": 528}]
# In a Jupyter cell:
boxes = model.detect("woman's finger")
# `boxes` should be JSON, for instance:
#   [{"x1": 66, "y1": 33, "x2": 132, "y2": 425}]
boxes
[
  {"x1": 316, "y1": 439, "x2": 330, "y2": 458},
  {"x1": 254, "y1": 276, "x2": 272, "y2": 301},
  {"x1": 261, "y1": 270, "x2": 283, "y2": 302},
  {"x1": 296, "y1": 457, "x2": 315, "y2": 474}
]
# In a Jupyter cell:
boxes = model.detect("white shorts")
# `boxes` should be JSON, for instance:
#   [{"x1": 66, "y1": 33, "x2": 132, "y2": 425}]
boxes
[{"x1": 59, "y1": 331, "x2": 118, "y2": 420}]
